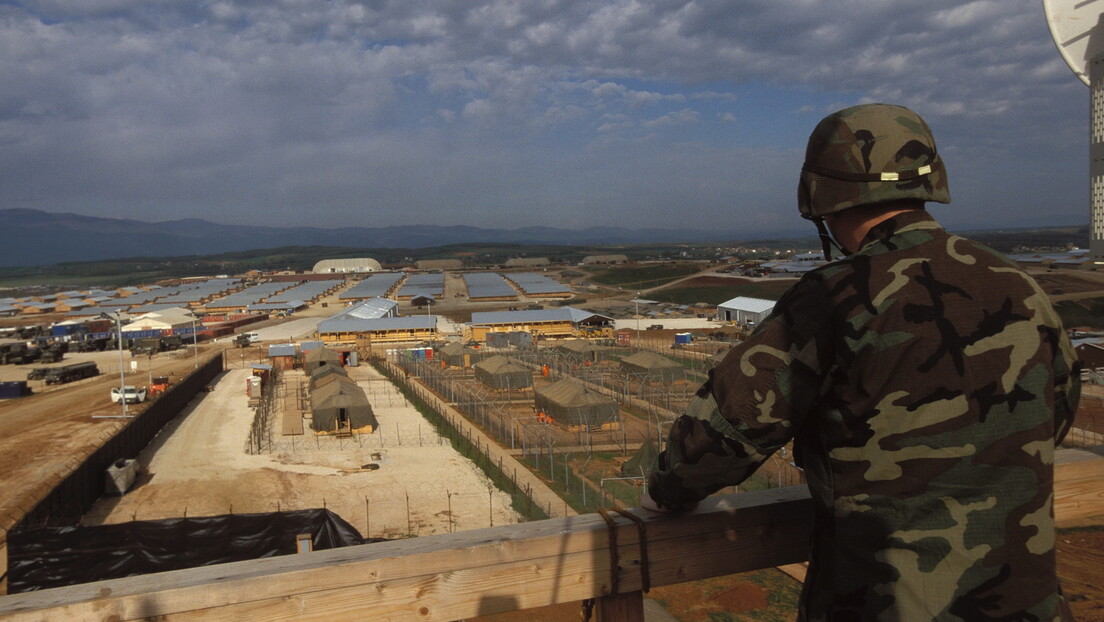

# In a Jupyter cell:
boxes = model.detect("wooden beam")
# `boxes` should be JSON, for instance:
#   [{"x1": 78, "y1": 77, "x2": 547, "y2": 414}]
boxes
[
  {"x1": 0, "y1": 488, "x2": 813, "y2": 622},
  {"x1": 596, "y1": 591, "x2": 644, "y2": 622}
]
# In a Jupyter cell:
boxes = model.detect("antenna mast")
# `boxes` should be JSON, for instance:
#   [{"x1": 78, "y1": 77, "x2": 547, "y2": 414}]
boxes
[{"x1": 1043, "y1": 0, "x2": 1104, "y2": 256}]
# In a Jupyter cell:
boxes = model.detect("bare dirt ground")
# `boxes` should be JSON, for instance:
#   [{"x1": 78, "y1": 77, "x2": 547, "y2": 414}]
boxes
[
  {"x1": 83, "y1": 363, "x2": 522, "y2": 538},
  {"x1": 0, "y1": 345, "x2": 222, "y2": 533}
]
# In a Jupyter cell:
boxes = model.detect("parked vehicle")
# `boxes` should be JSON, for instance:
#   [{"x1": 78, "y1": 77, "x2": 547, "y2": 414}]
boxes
[
  {"x1": 44, "y1": 361, "x2": 100, "y2": 385},
  {"x1": 130, "y1": 335, "x2": 185, "y2": 356},
  {"x1": 26, "y1": 367, "x2": 52, "y2": 381},
  {"x1": 2, "y1": 345, "x2": 41, "y2": 365},
  {"x1": 76, "y1": 336, "x2": 112, "y2": 352},
  {"x1": 37, "y1": 347, "x2": 64, "y2": 364},
  {"x1": 235, "y1": 332, "x2": 260, "y2": 347},
  {"x1": 110, "y1": 385, "x2": 147, "y2": 404},
  {"x1": 149, "y1": 376, "x2": 172, "y2": 397}
]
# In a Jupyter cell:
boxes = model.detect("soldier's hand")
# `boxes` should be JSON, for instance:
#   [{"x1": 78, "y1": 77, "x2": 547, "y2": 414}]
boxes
[{"x1": 638, "y1": 492, "x2": 672, "y2": 513}]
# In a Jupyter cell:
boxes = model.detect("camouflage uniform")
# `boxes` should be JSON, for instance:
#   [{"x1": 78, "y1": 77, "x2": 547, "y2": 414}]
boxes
[{"x1": 647, "y1": 210, "x2": 1080, "y2": 620}]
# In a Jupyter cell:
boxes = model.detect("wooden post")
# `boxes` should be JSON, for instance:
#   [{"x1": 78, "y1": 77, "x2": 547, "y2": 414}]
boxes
[{"x1": 596, "y1": 591, "x2": 644, "y2": 621}]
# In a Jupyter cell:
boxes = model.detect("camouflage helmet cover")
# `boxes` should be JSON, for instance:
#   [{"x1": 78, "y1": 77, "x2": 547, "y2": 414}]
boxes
[{"x1": 798, "y1": 103, "x2": 950, "y2": 219}]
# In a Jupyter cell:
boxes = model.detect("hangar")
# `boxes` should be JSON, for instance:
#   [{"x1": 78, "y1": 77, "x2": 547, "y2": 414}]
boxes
[{"x1": 312, "y1": 258, "x2": 383, "y2": 274}]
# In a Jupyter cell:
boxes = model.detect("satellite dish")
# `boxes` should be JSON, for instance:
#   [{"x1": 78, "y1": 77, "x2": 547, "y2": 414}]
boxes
[{"x1": 1043, "y1": 0, "x2": 1104, "y2": 86}]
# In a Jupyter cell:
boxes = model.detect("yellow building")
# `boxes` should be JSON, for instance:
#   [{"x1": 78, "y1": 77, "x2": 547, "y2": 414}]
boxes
[{"x1": 466, "y1": 307, "x2": 612, "y2": 343}]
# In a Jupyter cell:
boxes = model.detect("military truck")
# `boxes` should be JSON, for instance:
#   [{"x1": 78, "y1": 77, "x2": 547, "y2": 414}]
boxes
[
  {"x1": 44, "y1": 361, "x2": 100, "y2": 385},
  {"x1": 26, "y1": 367, "x2": 52, "y2": 381},
  {"x1": 38, "y1": 346, "x2": 64, "y2": 364},
  {"x1": 130, "y1": 335, "x2": 185, "y2": 356},
  {"x1": 76, "y1": 337, "x2": 111, "y2": 352},
  {"x1": 2, "y1": 345, "x2": 41, "y2": 365}
]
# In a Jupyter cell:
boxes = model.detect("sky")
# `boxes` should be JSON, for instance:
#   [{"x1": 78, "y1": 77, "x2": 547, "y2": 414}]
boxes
[{"x1": 0, "y1": 0, "x2": 1093, "y2": 237}]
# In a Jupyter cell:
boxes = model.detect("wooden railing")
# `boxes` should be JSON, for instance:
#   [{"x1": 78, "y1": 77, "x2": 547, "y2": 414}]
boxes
[{"x1": 0, "y1": 487, "x2": 814, "y2": 621}]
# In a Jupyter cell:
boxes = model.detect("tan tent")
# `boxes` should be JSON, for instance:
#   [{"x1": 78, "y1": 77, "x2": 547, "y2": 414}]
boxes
[
  {"x1": 309, "y1": 363, "x2": 348, "y2": 385},
  {"x1": 304, "y1": 347, "x2": 343, "y2": 373},
  {"x1": 534, "y1": 378, "x2": 618, "y2": 428},
  {"x1": 310, "y1": 382, "x2": 377, "y2": 434},
  {"x1": 311, "y1": 372, "x2": 358, "y2": 393},
  {"x1": 473, "y1": 355, "x2": 532, "y2": 390}
]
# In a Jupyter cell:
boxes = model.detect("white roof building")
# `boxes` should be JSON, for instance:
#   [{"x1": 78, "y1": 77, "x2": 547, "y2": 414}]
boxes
[
  {"x1": 717, "y1": 296, "x2": 776, "y2": 326},
  {"x1": 122, "y1": 307, "x2": 199, "y2": 332},
  {"x1": 312, "y1": 258, "x2": 383, "y2": 274}
]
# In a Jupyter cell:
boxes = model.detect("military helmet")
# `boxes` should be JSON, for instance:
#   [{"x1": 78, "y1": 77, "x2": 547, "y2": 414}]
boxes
[{"x1": 798, "y1": 103, "x2": 950, "y2": 219}]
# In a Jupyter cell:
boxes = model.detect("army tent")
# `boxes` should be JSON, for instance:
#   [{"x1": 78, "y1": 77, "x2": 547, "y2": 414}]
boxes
[
  {"x1": 437, "y1": 342, "x2": 481, "y2": 368},
  {"x1": 534, "y1": 378, "x2": 618, "y2": 428},
  {"x1": 473, "y1": 355, "x2": 532, "y2": 390},
  {"x1": 304, "y1": 347, "x2": 343, "y2": 373},
  {"x1": 311, "y1": 372, "x2": 358, "y2": 393},
  {"x1": 619, "y1": 351, "x2": 685, "y2": 383},
  {"x1": 309, "y1": 363, "x2": 348, "y2": 384},
  {"x1": 310, "y1": 382, "x2": 376, "y2": 433},
  {"x1": 620, "y1": 440, "x2": 659, "y2": 478},
  {"x1": 553, "y1": 339, "x2": 610, "y2": 363}
]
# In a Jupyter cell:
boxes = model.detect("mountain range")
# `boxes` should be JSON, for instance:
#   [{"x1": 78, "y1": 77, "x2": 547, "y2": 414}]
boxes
[{"x1": 0, "y1": 209, "x2": 783, "y2": 268}]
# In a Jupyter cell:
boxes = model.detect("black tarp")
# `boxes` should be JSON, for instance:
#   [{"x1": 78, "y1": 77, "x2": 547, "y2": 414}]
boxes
[{"x1": 7, "y1": 508, "x2": 373, "y2": 593}]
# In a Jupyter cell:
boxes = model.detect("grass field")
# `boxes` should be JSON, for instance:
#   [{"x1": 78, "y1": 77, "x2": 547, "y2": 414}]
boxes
[
  {"x1": 589, "y1": 263, "x2": 704, "y2": 289},
  {"x1": 648, "y1": 278, "x2": 798, "y2": 306}
]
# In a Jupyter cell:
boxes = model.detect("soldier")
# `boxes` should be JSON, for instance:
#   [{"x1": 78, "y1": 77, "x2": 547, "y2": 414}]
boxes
[{"x1": 642, "y1": 104, "x2": 1080, "y2": 621}]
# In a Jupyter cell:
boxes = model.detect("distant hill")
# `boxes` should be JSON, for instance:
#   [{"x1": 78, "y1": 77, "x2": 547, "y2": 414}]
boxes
[{"x1": 0, "y1": 209, "x2": 768, "y2": 267}]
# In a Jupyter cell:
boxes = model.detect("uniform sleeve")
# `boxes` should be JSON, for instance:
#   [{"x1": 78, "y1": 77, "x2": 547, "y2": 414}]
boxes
[
  {"x1": 1052, "y1": 327, "x2": 1080, "y2": 444},
  {"x1": 647, "y1": 278, "x2": 834, "y2": 511}
]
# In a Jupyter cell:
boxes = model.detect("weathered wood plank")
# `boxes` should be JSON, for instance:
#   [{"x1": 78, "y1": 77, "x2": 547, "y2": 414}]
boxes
[
  {"x1": 597, "y1": 591, "x2": 645, "y2": 622},
  {"x1": 0, "y1": 488, "x2": 813, "y2": 621}
]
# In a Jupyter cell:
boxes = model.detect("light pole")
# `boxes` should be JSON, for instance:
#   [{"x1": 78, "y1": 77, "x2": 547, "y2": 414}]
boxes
[
  {"x1": 190, "y1": 314, "x2": 199, "y2": 368},
  {"x1": 100, "y1": 312, "x2": 127, "y2": 416},
  {"x1": 635, "y1": 292, "x2": 641, "y2": 342}
]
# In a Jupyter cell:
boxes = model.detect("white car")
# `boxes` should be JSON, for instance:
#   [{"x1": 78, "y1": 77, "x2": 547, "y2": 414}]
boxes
[{"x1": 111, "y1": 386, "x2": 147, "y2": 404}]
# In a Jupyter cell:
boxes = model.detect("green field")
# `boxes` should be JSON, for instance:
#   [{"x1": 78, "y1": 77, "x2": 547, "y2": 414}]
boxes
[
  {"x1": 649, "y1": 280, "x2": 797, "y2": 306},
  {"x1": 589, "y1": 263, "x2": 704, "y2": 289}
]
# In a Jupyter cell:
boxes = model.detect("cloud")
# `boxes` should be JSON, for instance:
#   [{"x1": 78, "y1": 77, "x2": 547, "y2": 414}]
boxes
[{"x1": 0, "y1": 0, "x2": 1089, "y2": 237}]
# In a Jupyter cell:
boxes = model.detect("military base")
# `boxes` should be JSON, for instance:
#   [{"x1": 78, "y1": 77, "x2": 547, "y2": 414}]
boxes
[{"x1": 0, "y1": 247, "x2": 1103, "y2": 621}]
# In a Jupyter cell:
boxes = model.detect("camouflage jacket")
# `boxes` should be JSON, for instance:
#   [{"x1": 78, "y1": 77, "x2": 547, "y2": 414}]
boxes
[{"x1": 648, "y1": 210, "x2": 1080, "y2": 621}]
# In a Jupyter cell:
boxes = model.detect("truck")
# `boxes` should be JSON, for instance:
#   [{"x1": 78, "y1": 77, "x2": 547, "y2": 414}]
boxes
[
  {"x1": 130, "y1": 335, "x2": 185, "y2": 356},
  {"x1": 2, "y1": 345, "x2": 41, "y2": 365},
  {"x1": 44, "y1": 361, "x2": 100, "y2": 385},
  {"x1": 235, "y1": 332, "x2": 260, "y2": 348},
  {"x1": 26, "y1": 367, "x2": 52, "y2": 381},
  {"x1": 110, "y1": 385, "x2": 147, "y2": 404},
  {"x1": 149, "y1": 375, "x2": 172, "y2": 397},
  {"x1": 75, "y1": 336, "x2": 112, "y2": 352}
]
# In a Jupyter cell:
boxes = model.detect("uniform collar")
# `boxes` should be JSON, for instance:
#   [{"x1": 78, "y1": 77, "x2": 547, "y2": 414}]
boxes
[{"x1": 858, "y1": 209, "x2": 940, "y2": 251}]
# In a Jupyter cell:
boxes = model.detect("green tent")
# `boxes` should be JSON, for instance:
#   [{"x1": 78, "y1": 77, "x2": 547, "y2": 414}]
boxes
[
  {"x1": 619, "y1": 351, "x2": 685, "y2": 383},
  {"x1": 534, "y1": 378, "x2": 617, "y2": 427},
  {"x1": 473, "y1": 355, "x2": 532, "y2": 390},
  {"x1": 553, "y1": 339, "x2": 610, "y2": 362},
  {"x1": 437, "y1": 341, "x2": 481, "y2": 367},
  {"x1": 620, "y1": 440, "x2": 659, "y2": 478}
]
